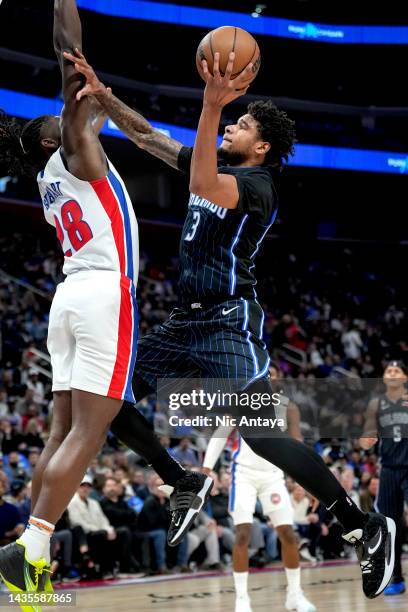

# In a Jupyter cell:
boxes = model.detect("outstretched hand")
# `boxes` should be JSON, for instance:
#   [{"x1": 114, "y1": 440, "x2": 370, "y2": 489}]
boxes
[
  {"x1": 63, "y1": 48, "x2": 109, "y2": 101},
  {"x1": 201, "y1": 51, "x2": 253, "y2": 109}
]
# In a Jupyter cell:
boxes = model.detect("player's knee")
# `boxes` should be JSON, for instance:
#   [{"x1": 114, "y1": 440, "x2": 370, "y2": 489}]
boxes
[
  {"x1": 277, "y1": 524, "x2": 296, "y2": 546},
  {"x1": 235, "y1": 524, "x2": 252, "y2": 547}
]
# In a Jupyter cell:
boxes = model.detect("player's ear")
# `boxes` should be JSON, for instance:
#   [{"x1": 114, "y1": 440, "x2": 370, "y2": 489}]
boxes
[
  {"x1": 255, "y1": 140, "x2": 271, "y2": 158},
  {"x1": 40, "y1": 137, "x2": 59, "y2": 153}
]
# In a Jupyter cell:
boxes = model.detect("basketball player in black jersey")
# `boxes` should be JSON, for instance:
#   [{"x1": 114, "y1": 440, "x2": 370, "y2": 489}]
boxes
[
  {"x1": 64, "y1": 48, "x2": 396, "y2": 598},
  {"x1": 360, "y1": 361, "x2": 408, "y2": 595}
]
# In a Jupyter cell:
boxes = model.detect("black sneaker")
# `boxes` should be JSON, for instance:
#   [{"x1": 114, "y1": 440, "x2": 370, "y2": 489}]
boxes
[
  {"x1": 0, "y1": 540, "x2": 50, "y2": 599},
  {"x1": 168, "y1": 471, "x2": 213, "y2": 546},
  {"x1": 342, "y1": 513, "x2": 396, "y2": 598}
]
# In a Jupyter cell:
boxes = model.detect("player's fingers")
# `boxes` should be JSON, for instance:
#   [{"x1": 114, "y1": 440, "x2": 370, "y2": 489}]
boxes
[
  {"x1": 106, "y1": 87, "x2": 112, "y2": 95},
  {"x1": 63, "y1": 51, "x2": 78, "y2": 64},
  {"x1": 235, "y1": 63, "x2": 254, "y2": 87},
  {"x1": 76, "y1": 85, "x2": 92, "y2": 101},
  {"x1": 201, "y1": 59, "x2": 210, "y2": 81},
  {"x1": 74, "y1": 47, "x2": 86, "y2": 60},
  {"x1": 224, "y1": 51, "x2": 235, "y2": 80},
  {"x1": 213, "y1": 52, "x2": 221, "y2": 78}
]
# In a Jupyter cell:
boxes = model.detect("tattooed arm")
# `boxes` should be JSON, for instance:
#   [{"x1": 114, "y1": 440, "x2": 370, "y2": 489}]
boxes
[
  {"x1": 63, "y1": 48, "x2": 183, "y2": 169},
  {"x1": 97, "y1": 91, "x2": 183, "y2": 169}
]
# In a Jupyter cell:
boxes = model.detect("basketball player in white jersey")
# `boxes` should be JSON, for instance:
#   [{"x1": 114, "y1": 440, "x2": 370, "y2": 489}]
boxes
[
  {"x1": 203, "y1": 364, "x2": 315, "y2": 612},
  {"x1": 0, "y1": 0, "x2": 141, "y2": 598}
]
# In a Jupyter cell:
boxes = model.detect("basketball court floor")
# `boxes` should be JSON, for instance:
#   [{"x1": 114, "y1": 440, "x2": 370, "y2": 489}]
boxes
[{"x1": 44, "y1": 559, "x2": 408, "y2": 611}]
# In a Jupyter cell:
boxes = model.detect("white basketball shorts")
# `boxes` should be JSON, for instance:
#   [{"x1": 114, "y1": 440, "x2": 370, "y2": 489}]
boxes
[
  {"x1": 229, "y1": 464, "x2": 294, "y2": 527},
  {"x1": 47, "y1": 270, "x2": 137, "y2": 402}
]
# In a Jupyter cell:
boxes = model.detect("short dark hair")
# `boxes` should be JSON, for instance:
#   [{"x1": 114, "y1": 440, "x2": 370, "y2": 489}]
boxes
[
  {"x1": 247, "y1": 100, "x2": 297, "y2": 170},
  {"x1": 0, "y1": 110, "x2": 53, "y2": 177},
  {"x1": 385, "y1": 360, "x2": 407, "y2": 375}
]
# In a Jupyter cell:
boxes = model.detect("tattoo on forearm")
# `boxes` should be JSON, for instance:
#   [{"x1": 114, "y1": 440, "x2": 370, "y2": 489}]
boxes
[
  {"x1": 141, "y1": 132, "x2": 183, "y2": 169},
  {"x1": 96, "y1": 93, "x2": 182, "y2": 168}
]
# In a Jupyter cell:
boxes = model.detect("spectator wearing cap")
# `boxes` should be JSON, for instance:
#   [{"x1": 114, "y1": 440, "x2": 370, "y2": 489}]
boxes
[
  {"x1": 67, "y1": 475, "x2": 129, "y2": 577},
  {"x1": 0, "y1": 472, "x2": 24, "y2": 545},
  {"x1": 3, "y1": 451, "x2": 29, "y2": 483}
]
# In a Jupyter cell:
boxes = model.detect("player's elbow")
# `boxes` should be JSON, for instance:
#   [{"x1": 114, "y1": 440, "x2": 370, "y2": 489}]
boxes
[{"x1": 189, "y1": 177, "x2": 207, "y2": 195}]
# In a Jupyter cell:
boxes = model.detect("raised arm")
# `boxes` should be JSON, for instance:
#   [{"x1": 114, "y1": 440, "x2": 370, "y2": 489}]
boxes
[
  {"x1": 202, "y1": 425, "x2": 234, "y2": 473},
  {"x1": 189, "y1": 52, "x2": 252, "y2": 208},
  {"x1": 63, "y1": 49, "x2": 184, "y2": 169},
  {"x1": 54, "y1": 0, "x2": 107, "y2": 180},
  {"x1": 287, "y1": 400, "x2": 303, "y2": 442},
  {"x1": 359, "y1": 398, "x2": 379, "y2": 450}
]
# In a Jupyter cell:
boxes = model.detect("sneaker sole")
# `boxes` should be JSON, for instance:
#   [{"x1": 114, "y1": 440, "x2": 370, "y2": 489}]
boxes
[
  {"x1": 0, "y1": 572, "x2": 41, "y2": 612},
  {"x1": 373, "y1": 516, "x2": 396, "y2": 598},
  {"x1": 169, "y1": 476, "x2": 214, "y2": 546}
]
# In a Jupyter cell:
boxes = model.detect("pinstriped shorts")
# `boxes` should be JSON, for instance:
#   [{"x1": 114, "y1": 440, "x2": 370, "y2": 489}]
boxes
[{"x1": 135, "y1": 297, "x2": 270, "y2": 391}]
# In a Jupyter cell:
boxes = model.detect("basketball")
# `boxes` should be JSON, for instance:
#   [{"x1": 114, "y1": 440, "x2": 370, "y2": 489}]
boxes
[{"x1": 196, "y1": 26, "x2": 261, "y2": 83}]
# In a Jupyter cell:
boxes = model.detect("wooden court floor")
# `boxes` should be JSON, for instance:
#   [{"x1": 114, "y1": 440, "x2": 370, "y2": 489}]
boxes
[{"x1": 44, "y1": 560, "x2": 408, "y2": 612}]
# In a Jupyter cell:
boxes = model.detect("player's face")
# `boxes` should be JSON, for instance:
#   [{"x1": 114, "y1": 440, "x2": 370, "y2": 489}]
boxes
[
  {"x1": 383, "y1": 366, "x2": 407, "y2": 388},
  {"x1": 220, "y1": 114, "x2": 264, "y2": 163}
]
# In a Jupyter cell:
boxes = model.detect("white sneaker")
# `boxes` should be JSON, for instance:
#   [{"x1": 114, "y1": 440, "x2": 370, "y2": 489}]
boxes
[
  {"x1": 285, "y1": 590, "x2": 316, "y2": 612},
  {"x1": 298, "y1": 547, "x2": 316, "y2": 563},
  {"x1": 235, "y1": 596, "x2": 253, "y2": 612}
]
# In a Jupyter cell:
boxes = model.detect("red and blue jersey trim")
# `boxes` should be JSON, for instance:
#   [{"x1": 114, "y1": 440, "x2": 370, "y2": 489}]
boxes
[
  {"x1": 107, "y1": 276, "x2": 138, "y2": 403},
  {"x1": 229, "y1": 434, "x2": 241, "y2": 512},
  {"x1": 90, "y1": 169, "x2": 135, "y2": 282}
]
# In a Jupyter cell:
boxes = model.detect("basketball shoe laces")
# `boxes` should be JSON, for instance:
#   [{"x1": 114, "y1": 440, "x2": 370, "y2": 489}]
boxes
[
  {"x1": 170, "y1": 491, "x2": 196, "y2": 525},
  {"x1": 347, "y1": 534, "x2": 373, "y2": 575}
]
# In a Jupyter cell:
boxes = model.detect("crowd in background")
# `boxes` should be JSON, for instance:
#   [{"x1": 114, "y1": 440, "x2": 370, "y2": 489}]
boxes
[{"x1": 0, "y1": 231, "x2": 407, "y2": 581}]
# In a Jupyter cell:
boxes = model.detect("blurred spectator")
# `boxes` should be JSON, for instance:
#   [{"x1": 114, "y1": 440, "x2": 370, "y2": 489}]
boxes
[
  {"x1": 3, "y1": 451, "x2": 29, "y2": 482},
  {"x1": 291, "y1": 484, "x2": 321, "y2": 562},
  {"x1": 0, "y1": 390, "x2": 8, "y2": 418},
  {"x1": 131, "y1": 469, "x2": 149, "y2": 500},
  {"x1": 207, "y1": 472, "x2": 235, "y2": 554},
  {"x1": 68, "y1": 475, "x2": 123, "y2": 577},
  {"x1": 0, "y1": 472, "x2": 24, "y2": 545},
  {"x1": 100, "y1": 477, "x2": 140, "y2": 573},
  {"x1": 138, "y1": 474, "x2": 188, "y2": 573},
  {"x1": 359, "y1": 476, "x2": 380, "y2": 512},
  {"x1": 169, "y1": 437, "x2": 198, "y2": 467},
  {"x1": 187, "y1": 510, "x2": 222, "y2": 571},
  {"x1": 26, "y1": 370, "x2": 45, "y2": 405},
  {"x1": 341, "y1": 324, "x2": 363, "y2": 362}
]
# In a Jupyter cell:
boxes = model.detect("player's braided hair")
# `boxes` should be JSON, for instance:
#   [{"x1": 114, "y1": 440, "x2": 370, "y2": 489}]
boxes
[
  {"x1": 248, "y1": 100, "x2": 297, "y2": 170},
  {"x1": 0, "y1": 110, "x2": 54, "y2": 177}
]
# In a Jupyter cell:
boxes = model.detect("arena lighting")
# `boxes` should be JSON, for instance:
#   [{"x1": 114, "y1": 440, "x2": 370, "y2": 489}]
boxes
[
  {"x1": 75, "y1": 0, "x2": 408, "y2": 45},
  {"x1": 1, "y1": 88, "x2": 408, "y2": 175}
]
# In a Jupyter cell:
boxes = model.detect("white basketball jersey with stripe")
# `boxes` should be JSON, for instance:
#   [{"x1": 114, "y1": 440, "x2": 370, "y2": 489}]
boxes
[
  {"x1": 38, "y1": 149, "x2": 139, "y2": 284},
  {"x1": 233, "y1": 434, "x2": 284, "y2": 480}
]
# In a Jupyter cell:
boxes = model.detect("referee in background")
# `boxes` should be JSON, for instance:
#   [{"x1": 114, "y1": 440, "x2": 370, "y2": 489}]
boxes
[{"x1": 360, "y1": 360, "x2": 408, "y2": 595}]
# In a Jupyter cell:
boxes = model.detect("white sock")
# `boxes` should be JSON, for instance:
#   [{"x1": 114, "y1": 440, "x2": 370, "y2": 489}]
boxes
[
  {"x1": 286, "y1": 567, "x2": 301, "y2": 594},
  {"x1": 19, "y1": 516, "x2": 54, "y2": 563},
  {"x1": 234, "y1": 571, "x2": 249, "y2": 599}
]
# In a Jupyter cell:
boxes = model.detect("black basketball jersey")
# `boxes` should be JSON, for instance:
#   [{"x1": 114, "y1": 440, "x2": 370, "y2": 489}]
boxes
[
  {"x1": 376, "y1": 394, "x2": 408, "y2": 467},
  {"x1": 177, "y1": 146, "x2": 278, "y2": 303}
]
